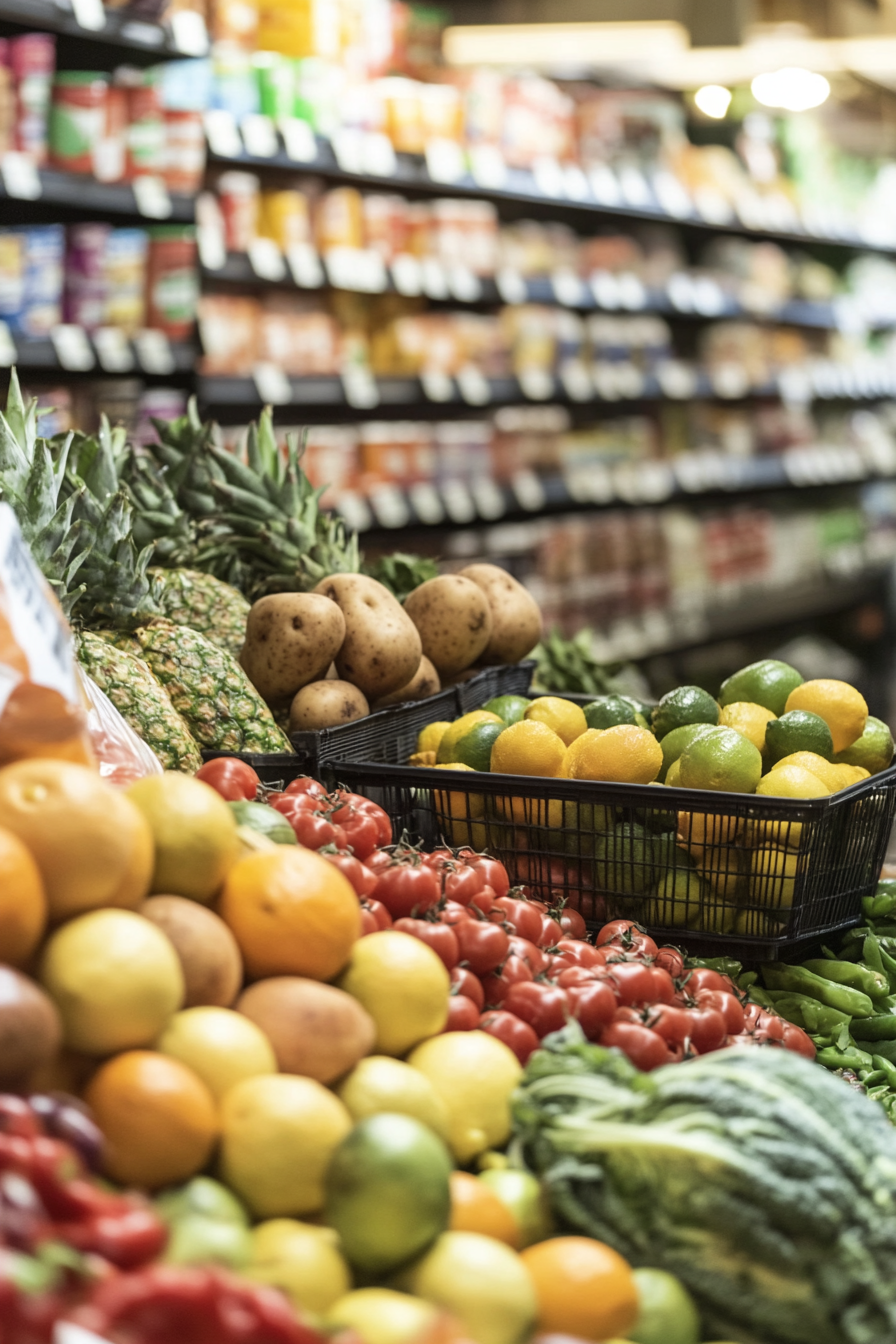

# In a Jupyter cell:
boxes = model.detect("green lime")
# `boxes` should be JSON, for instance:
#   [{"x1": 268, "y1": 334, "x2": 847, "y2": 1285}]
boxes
[
  {"x1": 453, "y1": 721, "x2": 506, "y2": 771},
  {"x1": 594, "y1": 823, "x2": 674, "y2": 896},
  {"x1": 652, "y1": 686, "x2": 719, "y2": 740},
  {"x1": 765, "y1": 710, "x2": 834, "y2": 764},
  {"x1": 630, "y1": 1268, "x2": 701, "y2": 1344},
  {"x1": 482, "y1": 695, "x2": 530, "y2": 725},
  {"x1": 583, "y1": 695, "x2": 648, "y2": 731},
  {"x1": 646, "y1": 863, "x2": 705, "y2": 930},
  {"x1": 679, "y1": 727, "x2": 763, "y2": 793},
  {"x1": 324, "y1": 1113, "x2": 452, "y2": 1274},
  {"x1": 229, "y1": 801, "x2": 297, "y2": 845},
  {"x1": 834, "y1": 715, "x2": 894, "y2": 774},
  {"x1": 156, "y1": 1176, "x2": 249, "y2": 1228},
  {"x1": 718, "y1": 658, "x2": 803, "y2": 716},
  {"x1": 477, "y1": 1169, "x2": 553, "y2": 1248},
  {"x1": 657, "y1": 723, "x2": 716, "y2": 782}
]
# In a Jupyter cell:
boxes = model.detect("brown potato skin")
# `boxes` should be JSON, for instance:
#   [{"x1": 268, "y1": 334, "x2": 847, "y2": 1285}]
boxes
[
  {"x1": 289, "y1": 679, "x2": 369, "y2": 732},
  {"x1": 240, "y1": 594, "x2": 345, "y2": 707},
  {"x1": 140, "y1": 895, "x2": 243, "y2": 1008},
  {"x1": 237, "y1": 977, "x2": 375, "y2": 1083},
  {"x1": 404, "y1": 575, "x2": 492, "y2": 678},
  {"x1": 313, "y1": 574, "x2": 421, "y2": 700},
  {"x1": 0, "y1": 967, "x2": 62, "y2": 1087},
  {"x1": 372, "y1": 655, "x2": 441, "y2": 709},
  {"x1": 458, "y1": 563, "x2": 543, "y2": 664}
]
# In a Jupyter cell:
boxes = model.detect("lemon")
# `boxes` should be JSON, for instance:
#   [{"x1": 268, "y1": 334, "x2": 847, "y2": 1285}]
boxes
[
  {"x1": 658, "y1": 723, "x2": 715, "y2": 783},
  {"x1": 490, "y1": 720, "x2": 566, "y2": 778},
  {"x1": 453, "y1": 721, "x2": 506, "y2": 772},
  {"x1": 784, "y1": 679, "x2": 868, "y2": 755},
  {"x1": 156, "y1": 1007, "x2": 277, "y2": 1103},
  {"x1": 829, "y1": 763, "x2": 871, "y2": 789},
  {"x1": 718, "y1": 659, "x2": 803, "y2": 716},
  {"x1": 337, "y1": 1056, "x2": 449, "y2": 1139},
  {"x1": 750, "y1": 846, "x2": 799, "y2": 915},
  {"x1": 247, "y1": 1219, "x2": 351, "y2": 1316},
  {"x1": 571, "y1": 725, "x2": 663, "y2": 785},
  {"x1": 834, "y1": 715, "x2": 894, "y2": 774},
  {"x1": 646, "y1": 865, "x2": 706, "y2": 929},
  {"x1": 220, "y1": 1074, "x2": 352, "y2": 1218},
  {"x1": 695, "y1": 845, "x2": 748, "y2": 905},
  {"x1": 40, "y1": 909, "x2": 184, "y2": 1055},
  {"x1": 339, "y1": 932, "x2": 449, "y2": 1057},
  {"x1": 432, "y1": 765, "x2": 486, "y2": 850},
  {"x1": 718, "y1": 702, "x2": 777, "y2": 753},
  {"x1": 558, "y1": 730, "x2": 603, "y2": 778},
  {"x1": 755, "y1": 765, "x2": 830, "y2": 799},
  {"x1": 127, "y1": 773, "x2": 240, "y2": 905},
  {"x1": 652, "y1": 686, "x2": 719, "y2": 739},
  {"x1": 524, "y1": 696, "x2": 587, "y2": 746},
  {"x1": 400, "y1": 1231, "x2": 537, "y2": 1344},
  {"x1": 765, "y1": 711, "x2": 834, "y2": 764},
  {"x1": 328, "y1": 1289, "x2": 439, "y2": 1344},
  {"x1": 770, "y1": 752, "x2": 842, "y2": 791},
  {"x1": 437, "y1": 712, "x2": 503, "y2": 765},
  {"x1": 407, "y1": 1031, "x2": 522, "y2": 1164},
  {"x1": 679, "y1": 727, "x2": 762, "y2": 793},
  {"x1": 676, "y1": 810, "x2": 741, "y2": 860},
  {"x1": 417, "y1": 722, "x2": 452, "y2": 756}
]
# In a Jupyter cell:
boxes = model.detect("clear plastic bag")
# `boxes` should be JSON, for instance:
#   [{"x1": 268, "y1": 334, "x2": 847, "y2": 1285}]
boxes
[{"x1": 76, "y1": 665, "x2": 163, "y2": 786}]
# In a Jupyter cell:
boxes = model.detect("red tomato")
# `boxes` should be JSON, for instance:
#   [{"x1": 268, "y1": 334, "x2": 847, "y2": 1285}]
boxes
[
  {"x1": 360, "y1": 907, "x2": 379, "y2": 936},
  {"x1": 489, "y1": 898, "x2": 543, "y2": 944},
  {"x1": 327, "y1": 803, "x2": 379, "y2": 861},
  {"x1": 454, "y1": 920, "x2": 509, "y2": 976},
  {"x1": 373, "y1": 864, "x2": 440, "y2": 920},
  {"x1": 655, "y1": 946, "x2": 686, "y2": 980},
  {"x1": 508, "y1": 936, "x2": 548, "y2": 976},
  {"x1": 558, "y1": 908, "x2": 587, "y2": 940},
  {"x1": 283, "y1": 776, "x2": 328, "y2": 801},
  {"x1": 596, "y1": 920, "x2": 658, "y2": 959},
  {"x1": 782, "y1": 1022, "x2": 816, "y2": 1059},
  {"x1": 503, "y1": 982, "x2": 569, "y2": 1038},
  {"x1": 469, "y1": 885, "x2": 499, "y2": 917},
  {"x1": 393, "y1": 918, "x2": 459, "y2": 970},
  {"x1": 692, "y1": 989, "x2": 745, "y2": 1036},
  {"x1": 555, "y1": 966, "x2": 598, "y2": 990},
  {"x1": 366, "y1": 849, "x2": 393, "y2": 874},
  {"x1": 450, "y1": 966, "x2": 484, "y2": 1010},
  {"x1": 423, "y1": 848, "x2": 455, "y2": 873},
  {"x1": 567, "y1": 981, "x2": 616, "y2": 1040},
  {"x1": 479, "y1": 1010, "x2": 540, "y2": 1065},
  {"x1": 554, "y1": 940, "x2": 603, "y2": 968},
  {"x1": 471, "y1": 857, "x2": 510, "y2": 900},
  {"x1": 320, "y1": 850, "x2": 377, "y2": 898},
  {"x1": 361, "y1": 898, "x2": 392, "y2": 931},
  {"x1": 684, "y1": 1004, "x2": 726, "y2": 1053},
  {"x1": 682, "y1": 968, "x2": 733, "y2": 995},
  {"x1": 446, "y1": 996, "x2": 480, "y2": 1031},
  {"x1": 195, "y1": 757, "x2": 261, "y2": 802},
  {"x1": 440, "y1": 900, "x2": 474, "y2": 926},
  {"x1": 606, "y1": 961, "x2": 660, "y2": 1006},
  {"x1": 444, "y1": 865, "x2": 488, "y2": 907},
  {"x1": 272, "y1": 797, "x2": 346, "y2": 850},
  {"x1": 600, "y1": 1021, "x2": 672, "y2": 1071},
  {"x1": 746, "y1": 1008, "x2": 788, "y2": 1045},
  {"x1": 331, "y1": 791, "x2": 392, "y2": 847},
  {"x1": 480, "y1": 955, "x2": 533, "y2": 1006},
  {"x1": 642, "y1": 1003, "x2": 691, "y2": 1046},
  {"x1": 538, "y1": 915, "x2": 563, "y2": 949}
]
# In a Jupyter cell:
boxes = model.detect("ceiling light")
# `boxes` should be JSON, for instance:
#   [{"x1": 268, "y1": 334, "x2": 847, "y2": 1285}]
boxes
[
  {"x1": 751, "y1": 67, "x2": 830, "y2": 111},
  {"x1": 442, "y1": 21, "x2": 689, "y2": 69},
  {"x1": 694, "y1": 85, "x2": 732, "y2": 118}
]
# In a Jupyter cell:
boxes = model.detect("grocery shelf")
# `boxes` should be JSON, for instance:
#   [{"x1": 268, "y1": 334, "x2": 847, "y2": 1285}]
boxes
[
  {"x1": 0, "y1": 0, "x2": 208, "y2": 61},
  {"x1": 6, "y1": 333, "x2": 197, "y2": 377},
  {"x1": 0, "y1": 166, "x2": 195, "y2": 221}
]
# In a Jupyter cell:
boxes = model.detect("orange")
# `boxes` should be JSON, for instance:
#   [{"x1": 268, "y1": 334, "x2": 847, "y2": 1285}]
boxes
[
  {"x1": 571, "y1": 724, "x2": 663, "y2": 785},
  {"x1": 0, "y1": 760, "x2": 153, "y2": 921},
  {"x1": 84, "y1": 1049, "x2": 218, "y2": 1190},
  {"x1": 0, "y1": 825, "x2": 47, "y2": 966},
  {"x1": 520, "y1": 1236, "x2": 638, "y2": 1341},
  {"x1": 490, "y1": 721, "x2": 566, "y2": 778},
  {"x1": 218, "y1": 848, "x2": 360, "y2": 981},
  {"x1": 449, "y1": 1172, "x2": 519, "y2": 1248}
]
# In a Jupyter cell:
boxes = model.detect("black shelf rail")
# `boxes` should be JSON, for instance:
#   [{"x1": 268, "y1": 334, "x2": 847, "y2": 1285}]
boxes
[{"x1": 0, "y1": 0, "x2": 207, "y2": 61}]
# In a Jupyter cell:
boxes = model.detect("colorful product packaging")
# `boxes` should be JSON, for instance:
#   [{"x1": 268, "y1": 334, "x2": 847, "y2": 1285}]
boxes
[
  {"x1": 9, "y1": 33, "x2": 55, "y2": 163},
  {"x1": 49, "y1": 71, "x2": 108, "y2": 174},
  {"x1": 146, "y1": 225, "x2": 198, "y2": 340}
]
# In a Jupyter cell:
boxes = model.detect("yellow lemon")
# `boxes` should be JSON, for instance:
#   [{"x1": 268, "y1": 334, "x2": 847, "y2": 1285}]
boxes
[
  {"x1": 339, "y1": 931, "x2": 449, "y2": 1058},
  {"x1": 399, "y1": 1232, "x2": 536, "y2": 1344},
  {"x1": 677, "y1": 810, "x2": 742, "y2": 861},
  {"x1": 336, "y1": 1056, "x2": 449, "y2": 1139},
  {"x1": 829, "y1": 763, "x2": 871, "y2": 789},
  {"x1": 696, "y1": 845, "x2": 749, "y2": 902},
  {"x1": 437, "y1": 712, "x2": 503, "y2": 765},
  {"x1": 755, "y1": 765, "x2": 830, "y2": 799},
  {"x1": 770, "y1": 752, "x2": 842, "y2": 791},
  {"x1": 408, "y1": 1031, "x2": 522, "y2": 1164},
  {"x1": 328, "y1": 1289, "x2": 438, "y2": 1344},
  {"x1": 247, "y1": 1219, "x2": 351, "y2": 1316},
  {"x1": 156, "y1": 1007, "x2": 277, "y2": 1103},
  {"x1": 571, "y1": 724, "x2": 663, "y2": 785},
  {"x1": 750, "y1": 846, "x2": 799, "y2": 915},
  {"x1": 432, "y1": 763, "x2": 486, "y2": 849},
  {"x1": 718, "y1": 702, "x2": 777, "y2": 753},
  {"x1": 127, "y1": 772, "x2": 240, "y2": 905},
  {"x1": 558, "y1": 730, "x2": 604, "y2": 778},
  {"x1": 490, "y1": 720, "x2": 566, "y2": 778},
  {"x1": 418, "y1": 722, "x2": 452, "y2": 756},
  {"x1": 784, "y1": 679, "x2": 868, "y2": 755},
  {"x1": 524, "y1": 697, "x2": 588, "y2": 747}
]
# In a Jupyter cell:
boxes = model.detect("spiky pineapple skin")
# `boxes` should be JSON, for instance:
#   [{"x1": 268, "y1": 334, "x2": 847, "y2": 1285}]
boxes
[
  {"x1": 78, "y1": 630, "x2": 203, "y2": 773},
  {"x1": 117, "y1": 620, "x2": 292, "y2": 754},
  {"x1": 150, "y1": 567, "x2": 249, "y2": 658}
]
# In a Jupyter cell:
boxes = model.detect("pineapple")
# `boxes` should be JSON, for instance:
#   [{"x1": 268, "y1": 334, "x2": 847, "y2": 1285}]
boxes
[{"x1": 150, "y1": 568, "x2": 249, "y2": 660}]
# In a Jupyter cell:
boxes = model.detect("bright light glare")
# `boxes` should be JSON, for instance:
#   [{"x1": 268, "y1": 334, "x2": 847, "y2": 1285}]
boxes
[
  {"x1": 694, "y1": 84, "x2": 732, "y2": 118},
  {"x1": 751, "y1": 67, "x2": 830, "y2": 111}
]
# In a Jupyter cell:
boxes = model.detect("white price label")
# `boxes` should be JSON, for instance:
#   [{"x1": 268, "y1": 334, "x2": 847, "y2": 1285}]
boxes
[
  {"x1": 657, "y1": 361, "x2": 696, "y2": 399},
  {"x1": 441, "y1": 480, "x2": 475, "y2": 524},
  {"x1": 331, "y1": 128, "x2": 365, "y2": 176},
  {"x1": 204, "y1": 110, "x2": 242, "y2": 160},
  {"x1": 653, "y1": 170, "x2": 691, "y2": 219},
  {"x1": 589, "y1": 165, "x2": 621, "y2": 206},
  {"x1": 362, "y1": 133, "x2": 397, "y2": 178},
  {"x1": 456, "y1": 365, "x2": 491, "y2": 406},
  {"x1": 279, "y1": 117, "x2": 317, "y2": 163},
  {"x1": 2, "y1": 152, "x2": 41, "y2": 201},
  {"x1": 355, "y1": 250, "x2": 387, "y2": 293},
  {"x1": 618, "y1": 166, "x2": 652, "y2": 209},
  {"x1": 170, "y1": 8, "x2": 208, "y2": 54},
  {"x1": 448, "y1": 265, "x2": 482, "y2": 303},
  {"x1": 711, "y1": 362, "x2": 749, "y2": 400},
  {"x1": 325, "y1": 247, "x2": 386, "y2": 293},
  {"x1": 134, "y1": 328, "x2": 175, "y2": 375},
  {"x1": 0, "y1": 320, "x2": 16, "y2": 368},
  {"x1": 425, "y1": 138, "x2": 466, "y2": 184},
  {"x1": 617, "y1": 272, "x2": 646, "y2": 310},
  {"x1": 532, "y1": 157, "x2": 565, "y2": 199},
  {"x1": 197, "y1": 223, "x2": 226, "y2": 271},
  {"x1": 551, "y1": 270, "x2": 584, "y2": 308},
  {"x1": 470, "y1": 477, "x2": 505, "y2": 520},
  {"x1": 693, "y1": 187, "x2": 733, "y2": 225},
  {"x1": 421, "y1": 258, "x2": 449, "y2": 301},
  {"x1": 591, "y1": 271, "x2": 621, "y2": 310},
  {"x1": 50, "y1": 324, "x2": 94, "y2": 372},
  {"x1": 496, "y1": 268, "x2": 527, "y2": 306},
  {"x1": 560, "y1": 359, "x2": 593, "y2": 402},
  {"x1": 409, "y1": 482, "x2": 445, "y2": 524},
  {"x1": 666, "y1": 272, "x2": 695, "y2": 312},
  {"x1": 253, "y1": 362, "x2": 292, "y2": 405},
  {"x1": 72, "y1": 0, "x2": 106, "y2": 31},
  {"x1": 518, "y1": 368, "x2": 554, "y2": 401},
  {"x1": 692, "y1": 277, "x2": 725, "y2": 316},
  {"x1": 341, "y1": 367, "x2": 379, "y2": 409},
  {"x1": 563, "y1": 165, "x2": 590, "y2": 201},
  {"x1": 93, "y1": 326, "x2": 134, "y2": 373},
  {"x1": 132, "y1": 175, "x2": 172, "y2": 219},
  {"x1": 371, "y1": 485, "x2": 410, "y2": 529},
  {"x1": 287, "y1": 243, "x2": 324, "y2": 289},
  {"x1": 248, "y1": 238, "x2": 287, "y2": 282},
  {"x1": 391, "y1": 253, "x2": 423, "y2": 297},
  {"x1": 421, "y1": 370, "x2": 454, "y2": 403},
  {"x1": 511, "y1": 470, "x2": 546, "y2": 511},
  {"x1": 336, "y1": 491, "x2": 373, "y2": 532},
  {"x1": 470, "y1": 145, "x2": 507, "y2": 191},
  {"x1": 241, "y1": 114, "x2": 278, "y2": 159}
]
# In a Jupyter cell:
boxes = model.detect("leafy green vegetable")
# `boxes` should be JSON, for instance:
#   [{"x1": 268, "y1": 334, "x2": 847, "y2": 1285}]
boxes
[
  {"x1": 363, "y1": 552, "x2": 439, "y2": 603},
  {"x1": 513, "y1": 1026, "x2": 896, "y2": 1344},
  {"x1": 532, "y1": 629, "x2": 627, "y2": 697}
]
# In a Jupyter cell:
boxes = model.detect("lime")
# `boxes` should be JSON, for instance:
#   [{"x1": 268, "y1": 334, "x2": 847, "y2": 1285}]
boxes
[
  {"x1": 482, "y1": 695, "x2": 529, "y2": 725},
  {"x1": 652, "y1": 686, "x2": 719, "y2": 740},
  {"x1": 157, "y1": 1176, "x2": 248, "y2": 1228},
  {"x1": 453, "y1": 721, "x2": 506, "y2": 772},
  {"x1": 834, "y1": 715, "x2": 894, "y2": 775},
  {"x1": 584, "y1": 695, "x2": 647, "y2": 731},
  {"x1": 658, "y1": 723, "x2": 715, "y2": 782},
  {"x1": 324, "y1": 1113, "x2": 452, "y2": 1274},
  {"x1": 630, "y1": 1268, "x2": 701, "y2": 1344},
  {"x1": 679, "y1": 727, "x2": 762, "y2": 794},
  {"x1": 646, "y1": 863, "x2": 705, "y2": 929},
  {"x1": 437, "y1": 712, "x2": 503, "y2": 764},
  {"x1": 229, "y1": 802, "x2": 296, "y2": 845},
  {"x1": 477, "y1": 1169, "x2": 553, "y2": 1249},
  {"x1": 594, "y1": 823, "x2": 674, "y2": 896},
  {"x1": 718, "y1": 659, "x2": 803, "y2": 716},
  {"x1": 765, "y1": 710, "x2": 834, "y2": 764}
]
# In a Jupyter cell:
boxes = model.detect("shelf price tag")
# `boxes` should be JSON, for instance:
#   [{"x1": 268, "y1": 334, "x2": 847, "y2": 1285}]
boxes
[
  {"x1": 0, "y1": 321, "x2": 16, "y2": 369},
  {"x1": 711, "y1": 362, "x2": 749, "y2": 400},
  {"x1": 657, "y1": 360, "x2": 696, "y2": 400},
  {"x1": 456, "y1": 365, "x2": 491, "y2": 406},
  {"x1": 371, "y1": 485, "x2": 410, "y2": 529},
  {"x1": 421, "y1": 370, "x2": 454, "y2": 403},
  {"x1": 441, "y1": 480, "x2": 475, "y2": 524},
  {"x1": 617, "y1": 272, "x2": 646, "y2": 310},
  {"x1": 253, "y1": 362, "x2": 292, "y2": 405},
  {"x1": 197, "y1": 223, "x2": 226, "y2": 272},
  {"x1": 341, "y1": 367, "x2": 379, "y2": 409},
  {"x1": 204, "y1": 110, "x2": 242, "y2": 160},
  {"x1": 470, "y1": 477, "x2": 505, "y2": 520},
  {"x1": 421, "y1": 258, "x2": 449, "y2": 301},
  {"x1": 391, "y1": 253, "x2": 423, "y2": 297},
  {"x1": 93, "y1": 326, "x2": 135, "y2": 373},
  {"x1": 652, "y1": 170, "x2": 691, "y2": 219},
  {"x1": 560, "y1": 359, "x2": 593, "y2": 402},
  {"x1": 448, "y1": 265, "x2": 482, "y2": 303},
  {"x1": 618, "y1": 165, "x2": 652, "y2": 209},
  {"x1": 170, "y1": 9, "x2": 209, "y2": 54},
  {"x1": 551, "y1": 269, "x2": 584, "y2": 308},
  {"x1": 71, "y1": 0, "x2": 106, "y2": 31},
  {"x1": 563, "y1": 165, "x2": 590, "y2": 201},
  {"x1": 409, "y1": 482, "x2": 445, "y2": 525},
  {"x1": 279, "y1": 117, "x2": 317, "y2": 163},
  {"x1": 336, "y1": 492, "x2": 373, "y2": 533},
  {"x1": 287, "y1": 243, "x2": 324, "y2": 289},
  {"x1": 331, "y1": 129, "x2": 365, "y2": 176},
  {"x1": 241, "y1": 114, "x2": 278, "y2": 160},
  {"x1": 511, "y1": 470, "x2": 546, "y2": 511},
  {"x1": 496, "y1": 268, "x2": 527, "y2": 306},
  {"x1": 248, "y1": 238, "x2": 287, "y2": 282},
  {"x1": 589, "y1": 165, "x2": 621, "y2": 206},
  {"x1": 425, "y1": 139, "x2": 466, "y2": 185},
  {"x1": 50, "y1": 324, "x2": 94, "y2": 372},
  {"x1": 591, "y1": 271, "x2": 621, "y2": 310},
  {"x1": 532, "y1": 157, "x2": 565, "y2": 200},
  {"x1": 2, "y1": 152, "x2": 41, "y2": 201},
  {"x1": 325, "y1": 247, "x2": 385, "y2": 292},
  {"x1": 518, "y1": 368, "x2": 554, "y2": 401},
  {"x1": 666, "y1": 272, "x2": 694, "y2": 312},
  {"x1": 362, "y1": 133, "x2": 397, "y2": 178},
  {"x1": 470, "y1": 145, "x2": 507, "y2": 191},
  {"x1": 132, "y1": 175, "x2": 172, "y2": 219},
  {"x1": 134, "y1": 329, "x2": 175, "y2": 375}
]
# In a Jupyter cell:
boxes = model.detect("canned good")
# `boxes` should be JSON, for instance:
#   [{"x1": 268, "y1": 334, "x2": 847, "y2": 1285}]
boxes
[
  {"x1": 65, "y1": 222, "x2": 111, "y2": 332},
  {"x1": 163, "y1": 109, "x2": 205, "y2": 194},
  {"x1": 9, "y1": 33, "x2": 55, "y2": 164},
  {"x1": 146, "y1": 225, "x2": 198, "y2": 340},
  {"x1": 216, "y1": 170, "x2": 259, "y2": 252},
  {"x1": 94, "y1": 86, "x2": 127, "y2": 184},
  {"x1": 260, "y1": 189, "x2": 310, "y2": 249},
  {"x1": 125, "y1": 76, "x2": 165, "y2": 179},
  {"x1": 49, "y1": 72, "x2": 108, "y2": 175}
]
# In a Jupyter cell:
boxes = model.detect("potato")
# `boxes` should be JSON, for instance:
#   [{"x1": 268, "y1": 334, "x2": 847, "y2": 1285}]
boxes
[
  {"x1": 313, "y1": 574, "x2": 421, "y2": 700},
  {"x1": 289, "y1": 680, "x2": 369, "y2": 732},
  {"x1": 404, "y1": 575, "x2": 492, "y2": 678},
  {"x1": 237, "y1": 977, "x2": 375, "y2": 1083},
  {"x1": 372, "y1": 656, "x2": 441, "y2": 709},
  {"x1": 458, "y1": 563, "x2": 542, "y2": 664},
  {"x1": 240, "y1": 594, "x2": 345, "y2": 707}
]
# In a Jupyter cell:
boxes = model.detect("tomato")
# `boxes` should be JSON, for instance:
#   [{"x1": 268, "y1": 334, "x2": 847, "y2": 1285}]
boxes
[
  {"x1": 600, "y1": 1021, "x2": 672, "y2": 1071},
  {"x1": 373, "y1": 863, "x2": 440, "y2": 920},
  {"x1": 692, "y1": 989, "x2": 745, "y2": 1036},
  {"x1": 538, "y1": 915, "x2": 563, "y2": 949},
  {"x1": 423, "y1": 848, "x2": 455, "y2": 873},
  {"x1": 745, "y1": 1007, "x2": 787, "y2": 1045},
  {"x1": 393, "y1": 918, "x2": 459, "y2": 970},
  {"x1": 327, "y1": 802, "x2": 379, "y2": 861},
  {"x1": 682, "y1": 968, "x2": 733, "y2": 995},
  {"x1": 479, "y1": 1011, "x2": 540, "y2": 1065},
  {"x1": 596, "y1": 920, "x2": 658, "y2": 959},
  {"x1": 283, "y1": 776, "x2": 328, "y2": 801},
  {"x1": 782, "y1": 1022, "x2": 816, "y2": 1059},
  {"x1": 554, "y1": 966, "x2": 598, "y2": 990},
  {"x1": 683, "y1": 1004, "x2": 726, "y2": 1053},
  {"x1": 446, "y1": 996, "x2": 480, "y2": 1031},
  {"x1": 195, "y1": 757, "x2": 261, "y2": 802},
  {"x1": 444, "y1": 865, "x2": 488, "y2": 907},
  {"x1": 480, "y1": 955, "x2": 533, "y2": 1006},
  {"x1": 360, "y1": 907, "x2": 379, "y2": 936},
  {"x1": 503, "y1": 982, "x2": 569, "y2": 1038},
  {"x1": 489, "y1": 898, "x2": 543, "y2": 944},
  {"x1": 471, "y1": 857, "x2": 510, "y2": 900},
  {"x1": 272, "y1": 797, "x2": 346, "y2": 850},
  {"x1": 567, "y1": 981, "x2": 616, "y2": 1040},
  {"x1": 440, "y1": 900, "x2": 474, "y2": 926},
  {"x1": 331, "y1": 791, "x2": 393, "y2": 847},
  {"x1": 450, "y1": 966, "x2": 484, "y2": 1010},
  {"x1": 508, "y1": 935, "x2": 548, "y2": 976},
  {"x1": 606, "y1": 961, "x2": 660, "y2": 1006},
  {"x1": 655, "y1": 946, "x2": 685, "y2": 980},
  {"x1": 642, "y1": 1003, "x2": 691, "y2": 1046},
  {"x1": 554, "y1": 940, "x2": 603, "y2": 968},
  {"x1": 321, "y1": 850, "x2": 377, "y2": 898},
  {"x1": 454, "y1": 920, "x2": 509, "y2": 976},
  {"x1": 365, "y1": 848, "x2": 393, "y2": 874},
  {"x1": 557, "y1": 908, "x2": 587, "y2": 940},
  {"x1": 361, "y1": 898, "x2": 392, "y2": 931},
  {"x1": 470, "y1": 884, "x2": 499, "y2": 917}
]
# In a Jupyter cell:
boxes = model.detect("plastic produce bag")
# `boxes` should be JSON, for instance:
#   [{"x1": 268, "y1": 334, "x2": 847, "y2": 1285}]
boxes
[{"x1": 76, "y1": 665, "x2": 163, "y2": 786}]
